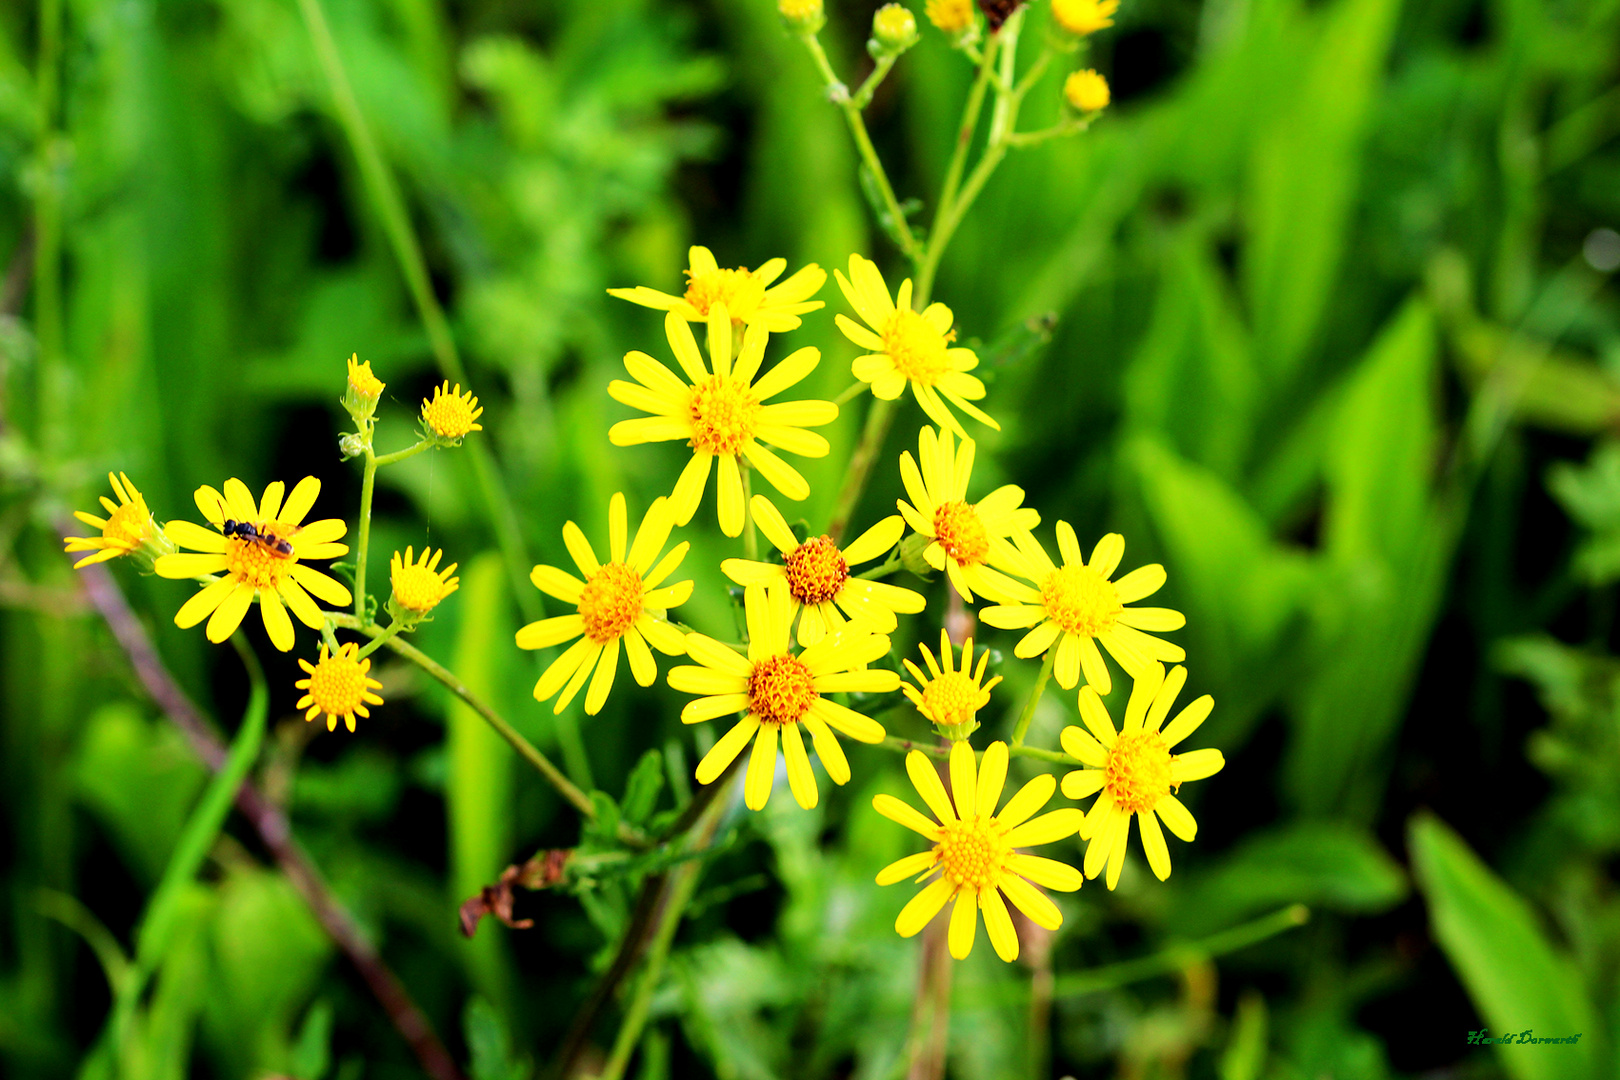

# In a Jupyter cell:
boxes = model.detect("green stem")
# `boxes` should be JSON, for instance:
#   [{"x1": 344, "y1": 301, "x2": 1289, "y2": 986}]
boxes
[
  {"x1": 373, "y1": 440, "x2": 431, "y2": 467},
  {"x1": 1006, "y1": 115, "x2": 1097, "y2": 149},
  {"x1": 1051, "y1": 906, "x2": 1310, "y2": 999},
  {"x1": 878, "y1": 734, "x2": 1069, "y2": 765},
  {"x1": 920, "y1": 32, "x2": 1001, "y2": 306},
  {"x1": 1009, "y1": 648, "x2": 1054, "y2": 748},
  {"x1": 854, "y1": 549, "x2": 902, "y2": 580},
  {"x1": 833, "y1": 379, "x2": 867, "y2": 406},
  {"x1": 850, "y1": 53, "x2": 898, "y2": 110},
  {"x1": 826, "y1": 397, "x2": 895, "y2": 543},
  {"x1": 355, "y1": 619, "x2": 405, "y2": 660},
  {"x1": 294, "y1": 0, "x2": 539, "y2": 622},
  {"x1": 799, "y1": 34, "x2": 921, "y2": 264},
  {"x1": 354, "y1": 448, "x2": 377, "y2": 620}
]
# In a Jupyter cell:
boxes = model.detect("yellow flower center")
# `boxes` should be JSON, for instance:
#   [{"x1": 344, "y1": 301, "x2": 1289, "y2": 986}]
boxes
[
  {"x1": 1104, "y1": 731, "x2": 1172, "y2": 814},
  {"x1": 687, "y1": 374, "x2": 761, "y2": 456},
  {"x1": 423, "y1": 385, "x2": 481, "y2": 439},
  {"x1": 933, "y1": 501, "x2": 989, "y2": 566},
  {"x1": 684, "y1": 267, "x2": 766, "y2": 319},
  {"x1": 882, "y1": 308, "x2": 953, "y2": 386},
  {"x1": 307, "y1": 648, "x2": 372, "y2": 719},
  {"x1": 393, "y1": 565, "x2": 450, "y2": 613},
  {"x1": 748, "y1": 653, "x2": 818, "y2": 726},
  {"x1": 920, "y1": 671, "x2": 988, "y2": 729},
  {"x1": 784, "y1": 536, "x2": 848, "y2": 605},
  {"x1": 578, "y1": 562, "x2": 644, "y2": 643},
  {"x1": 1041, "y1": 564, "x2": 1122, "y2": 636},
  {"x1": 227, "y1": 524, "x2": 295, "y2": 590},
  {"x1": 103, "y1": 502, "x2": 150, "y2": 549},
  {"x1": 925, "y1": 0, "x2": 974, "y2": 32},
  {"x1": 1064, "y1": 69, "x2": 1111, "y2": 113},
  {"x1": 935, "y1": 816, "x2": 1006, "y2": 890}
]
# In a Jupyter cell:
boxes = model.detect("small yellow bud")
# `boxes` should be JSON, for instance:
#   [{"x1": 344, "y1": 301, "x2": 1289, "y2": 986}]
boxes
[
  {"x1": 926, "y1": 0, "x2": 977, "y2": 33},
  {"x1": 778, "y1": 0, "x2": 826, "y2": 33},
  {"x1": 1064, "y1": 69, "x2": 1110, "y2": 112},
  {"x1": 871, "y1": 4, "x2": 920, "y2": 55},
  {"x1": 344, "y1": 353, "x2": 385, "y2": 425},
  {"x1": 1051, "y1": 0, "x2": 1118, "y2": 37}
]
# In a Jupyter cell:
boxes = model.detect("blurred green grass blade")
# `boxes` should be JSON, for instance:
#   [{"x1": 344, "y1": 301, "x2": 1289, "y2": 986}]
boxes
[
  {"x1": 1220, "y1": 991, "x2": 1268, "y2": 1080},
  {"x1": 448, "y1": 553, "x2": 514, "y2": 1004},
  {"x1": 1409, "y1": 813, "x2": 1601, "y2": 1080}
]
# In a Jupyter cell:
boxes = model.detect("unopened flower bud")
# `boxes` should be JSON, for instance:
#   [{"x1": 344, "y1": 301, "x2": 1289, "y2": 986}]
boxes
[
  {"x1": 899, "y1": 531, "x2": 936, "y2": 580},
  {"x1": 343, "y1": 353, "x2": 384, "y2": 424},
  {"x1": 870, "y1": 4, "x2": 920, "y2": 57},
  {"x1": 1064, "y1": 68, "x2": 1110, "y2": 112},
  {"x1": 778, "y1": 0, "x2": 826, "y2": 34},
  {"x1": 339, "y1": 432, "x2": 367, "y2": 460}
]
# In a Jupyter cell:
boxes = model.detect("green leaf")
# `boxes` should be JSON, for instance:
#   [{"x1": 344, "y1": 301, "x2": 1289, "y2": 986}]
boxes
[
  {"x1": 1547, "y1": 441, "x2": 1620, "y2": 584},
  {"x1": 464, "y1": 996, "x2": 532, "y2": 1080},
  {"x1": 621, "y1": 749, "x2": 665, "y2": 825},
  {"x1": 289, "y1": 1001, "x2": 334, "y2": 1080},
  {"x1": 1408, "y1": 813, "x2": 1600, "y2": 1080}
]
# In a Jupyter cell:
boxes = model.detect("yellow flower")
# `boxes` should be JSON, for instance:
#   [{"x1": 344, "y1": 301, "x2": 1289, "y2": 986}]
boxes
[
  {"x1": 834, "y1": 254, "x2": 997, "y2": 440},
  {"x1": 874, "y1": 741, "x2": 1083, "y2": 961},
  {"x1": 422, "y1": 381, "x2": 483, "y2": 440},
  {"x1": 1060, "y1": 663, "x2": 1224, "y2": 889},
  {"x1": 896, "y1": 425, "x2": 1037, "y2": 603},
  {"x1": 156, "y1": 478, "x2": 352, "y2": 652},
  {"x1": 390, "y1": 547, "x2": 459, "y2": 614},
  {"x1": 607, "y1": 308, "x2": 838, "y2": 537},
  {"x1": 720, "y1": 495, "x2": 924, "y2": 647},
  {"x1": 778, "y1": 0, "x2": 826, "y2": 31},
  {"x1": 902, "y1": 629, "x2": 1002, "y2": 739},
  {"x1": 980, "y1": 524, "x2": 1183, "y2": 694},
  {"x1": 608, "y1": 245, "x2": 827, "y2": 333},
  {"x1": 1064, "y1": 69, "x2": 1110, "y2": 112},
  {"x1": 296, "y1": 642, "x2": 383, "y2": 733},
  {"x1": 517, "y1": 494, "x2": 692, "y2": 715},
  {"x1": 1051, "y1": 0, "x2": 1117, "y2": 37},
  {"x1": 64, "y1": 472, "x2": 155, "y2": 568},
  {"x1": 926, "y1": 0, "x2": 976, "y2": 33},
  {"x1": 871, "y1": 3, "x2": 919, "y2": 52},
  {"x1": 667, "y1": 581, "x2": 899, "y2": 811},
  {"x1": 346, "y1": 354, "x2": 384, "y2": 398}
]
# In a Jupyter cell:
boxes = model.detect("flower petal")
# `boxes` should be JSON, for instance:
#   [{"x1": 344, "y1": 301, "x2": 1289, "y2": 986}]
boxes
[
  {"x1": 1170, "y1": 748, "x2": 1225, "y2": 783},
  {"x1": 696, "y1": 714, "x2": 759, "y2": 785},
  {"x1": 998, "y1": 875, "x2": 1061, "y2": 931},
  {"x1": 1155, "y1": 794, "x2": 1198, "y2": 841},
  {"x1": 516, "y1": 614, "x2": 586, "y2": 651},
  {"x1": 1005, "y1": 853, "x2": 1084, "y2": 892},
  {"x1": 682, "y1": 693, "x2": 750, "y2": 724},
  {"x1": 1138, "y1": 808, "x2": 1172, "y2": 881},
  {"x1": 802, "y1": 714, "x2": 850, "y2": 785},
  {"x1": 947, "y1": 890, "x2": 978, "y2": 960},
  {"x1": 782, "y1": 724, "x2": 818, "y2": 809},
  {"x1": 1003, "y1": 808, "x2": 1085, "y2": 848},
  {"x1": 877, "y1": 851, "x2": 938, "y2": 886},
  {"x1": 671, "y1": 453, "x2": 713, "y2": 526},
  {"x1": 1161, "y1": 694, "x2": 1214, "y2": 747},
  {"x1": 1114, "y1": 563, "x2": 1167, "y2": 604},
  {"x1": 175, "y1": 576, "x2": 236, "y2": 629},
  {"x1": 807, "y1": 698, "x2": 885, "y2": 744},
  {"x1": 895, "y1": 876, "x2": 953, "y2": 938},
  {"x1": 995, "y1": 773, "x2": 1055, "y2": 831},
  {"x1": 205, "y1": 582, "x2": 255, "y2": 643},
  {"x1": 584, "y1": 638, "x2": 620, "y2": 715},
  {"x1": 744, "y1": 722, "x2": 778, "y2": 810},
  {"x1": 258, "y1": 587, "x2": 295, "y2": 652},
  {"x1": 905, "y1": 749, "x2": 957, "y2": 825}
]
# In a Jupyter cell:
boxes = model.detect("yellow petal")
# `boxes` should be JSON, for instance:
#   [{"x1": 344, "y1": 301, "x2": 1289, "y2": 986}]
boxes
[
  {"x1": 743, "y1": 722, "x2": 778, "y2": 810},
  {"x1": 947, "y1": 889, "x2": 978, "y2": 960},
  {"x1": 895, "y1": 876, "x2": 953, "y2": 938},
  {"x1": 696, "y1": 714, "x2": 757, "y2": 785}
]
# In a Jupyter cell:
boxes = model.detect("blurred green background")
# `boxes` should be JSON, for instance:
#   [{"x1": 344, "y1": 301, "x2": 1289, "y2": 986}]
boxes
[{"x1": 1, "y1": 0, "x2": 1618, "y2": 1076}]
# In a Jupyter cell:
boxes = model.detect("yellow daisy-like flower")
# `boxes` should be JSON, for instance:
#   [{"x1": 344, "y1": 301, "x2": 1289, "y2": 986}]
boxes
[
  {"x1": 390, "y1": 547, "x2": 459, "y2": 614},
  {"x1": 347, "y1": 354, "x2": 384, "y2": 398},
  {"x1": 667, "y1": 581, "x2": 899, "y2": 811},
  {"x1": 834, "y1": 254, "x2": 996, "y2": 440},
  {"x1": 1064, "y1": 69, "x2": 1110, "y2": 112},
  {"x1": 155, "y1": 478, "x2": 352, "y2": 652},
  {"x1": 295, "y1": 642, "x2": 384, "y2": 733},
  {"x1": 1051, "y1": 0, "x2": 1117, "y2": 37},
  {"x1": 720, "y1": 495, "x2": 924, "y2": 647},
  {"x1": 1060, "y1": 663, "x2": 1224, "y2": 889},
  {"x1": 607, "y1": 307, "x2": 838, "y2": 537},
  {"x1": 926, "y1": 0, "x2": 976, "y2": 33},
  {"x1": 607, "y1": 245, "x2": 828, "y2": 333},
  {"x1": 980, "y1": 524, "x2": 1183, "y2": 694},
  {"x1": 421, "y1": 381, "x2": 483, "y2": 440},
  {"x1": 517, "y1": 494, "x2": 692, "y2": 715},
  {"x1": 874, "y1": 741, "x2": 1084, "y2": 961},
  {"x1": 896, "y1": 425, "x2": 1037, "y2": 603},
  {"x1": 902, "y1": 630, "x2": 1002, "y2": 738},
  {"x1": 64, "y1": 472, "x2": 154, "y2": 568}
]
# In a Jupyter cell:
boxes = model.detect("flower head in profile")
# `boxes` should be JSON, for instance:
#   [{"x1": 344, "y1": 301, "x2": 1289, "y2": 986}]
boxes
[
  {"x1": 422, "y1": 381, "x2": 483, "y2": 442},
  {"x1": 667, "y1": 581, "x2": 899, "y2": 811},
  {"x1": 1061, "y1": 663, "x2": 1224, "y2": 889},
  {"x1": 156, "y1": 478, "x2": 351, "y2": 652},
  {"x1": 897, "y1": 425, "x2": 1037, "y2": 602},
  {"x1": 835, "y1": 254, "x2": 996, "y2": 440},
  {"x1": 296, "y1": 642, "x2": 383, "y2": 733},
  {"x1": 608, "y1": 246, "x2": 828, "y2": 333},
  {"x1": 902, "y1": 630, "x2": 1002, "y2": 740},
  {"x1": 874, "y1": 741, "x2": 1083, "y2": 961},
  {"x1": 720, "y1": 496, "x2": 924, "y2": 646},
  {"x1": 926, "y1": 0, "x2": 977, "y2": 34},
  {"x1": 390, "y1": 547, "x2": 459, "y2": 615},
  {"x1": 1051, "y1": 0, "x2": 1117, "y2": 37},
  {"x1": 608, "y1": 308, "x2": 838, "y2": 537},
  {"x1": 347, "y1": 354, "x2": 384, "y2": 399},
  {"x1": 981, "y1": 524, "x2": 1183, "y2": 694},
  {"x1": 517, "y1": 494, "x2": 692, "y2": 715},
  {"x1": 64, "y1": 473, "x2": 160, "y2": 569},
  {"x1": 1064, "y1": 69, "x2": 1110, "y2": 112}
]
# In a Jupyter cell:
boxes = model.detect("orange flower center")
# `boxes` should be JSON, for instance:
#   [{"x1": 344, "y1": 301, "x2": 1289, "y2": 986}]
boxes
[
  {"x1": 307, "y1": 647, "x2": 372, "y2": 718},
  {"x1": 935, "y1": 816, "x2": 1005, "y2": 890},
  {"x1": 920, "y1": 671, "x2": 988, "y2": 729},
  {"x1": 933, "y1": 501, "x2": 989, "y2": 566},
  {"x1": 684, "y1": 267, "x2": 766, "y2": 319},
  {"x1": 1104, "y1": 731, "x2": 1172, "y2": 814},
  {"x1": 578, "y1": 562, "x2": 644, "y2": 643},
  {"x1": 747, "y1": 653, "x2": 818, "y2": 726},
  {"x1": 227, "y1": 524, "x2": 295, "y2": 590},
  {"x1": 103, "y1": 502, "x2": 150, "y2": 549},
  {"x1": 1041, "y1": 564, "x2": 1121, "y2": 637},
  {"x1": 687, "y1": 374, "x2": 761, "y2": 456},
  {"x1": 784, "y1": 536, "x2": 848, "y2": 605},
  {"x1": 882, "y1": 308, "x2": 953, "y2": 386}
]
